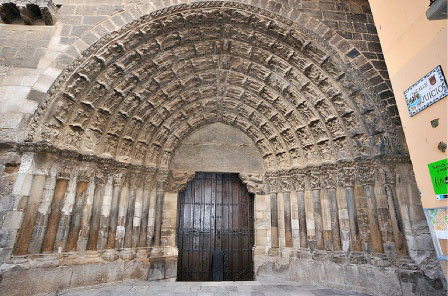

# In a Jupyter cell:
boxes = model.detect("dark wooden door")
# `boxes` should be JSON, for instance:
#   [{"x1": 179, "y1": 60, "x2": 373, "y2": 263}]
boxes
[{"x1": 176, "y1": 172, "x2": 254, "y2": 281}]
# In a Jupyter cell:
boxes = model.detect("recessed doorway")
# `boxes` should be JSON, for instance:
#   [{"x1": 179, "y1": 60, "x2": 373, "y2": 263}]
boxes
[{"x1": 176, "y1": 172, "x2": 255, "y2": 281}]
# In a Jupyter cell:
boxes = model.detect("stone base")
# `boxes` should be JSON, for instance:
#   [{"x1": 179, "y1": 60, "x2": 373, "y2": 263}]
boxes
[
  {"x1": 254, "y1": 253, "x2": 447, "y2": 296},
  {"x1": 0, "y1": 255, "x2": 176, "y2": 296}
]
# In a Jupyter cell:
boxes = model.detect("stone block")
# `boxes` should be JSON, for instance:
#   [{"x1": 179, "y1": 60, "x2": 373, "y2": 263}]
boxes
[
  {"x1": 165, "y1": 259, "x2": 177, "y2": 278},
  {"x1": 148, "y1": 259, "x2": 165, "y2": 281},
  {"x1": 2, "y1": 210, "x2": 22, "y2": 229}
]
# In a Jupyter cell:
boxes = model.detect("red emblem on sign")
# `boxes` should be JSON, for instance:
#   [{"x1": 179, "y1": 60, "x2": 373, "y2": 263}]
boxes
[{"x1": 429, "y1": 75, "x2": 437, "y2": 85}]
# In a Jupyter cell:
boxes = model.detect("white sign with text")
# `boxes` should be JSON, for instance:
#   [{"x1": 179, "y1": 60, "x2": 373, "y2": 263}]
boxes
[{"x1": 404, "y1": 65, "x2": 448, "y2": 116}]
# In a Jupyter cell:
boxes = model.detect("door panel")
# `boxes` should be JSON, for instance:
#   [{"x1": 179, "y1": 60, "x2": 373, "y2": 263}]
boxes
[{"x1": 177, "y1": 173, "x2": 254, "y2": 281}]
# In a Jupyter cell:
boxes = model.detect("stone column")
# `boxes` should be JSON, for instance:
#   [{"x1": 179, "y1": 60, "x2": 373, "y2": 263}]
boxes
[
  {"x1": 77, "y1": 173, "x2": 96, "y2": 251},
  {"x1": 375, "y1": 165, "x2": 397, "y2": 257},
  {"x1": 97, "y1": 172, "x2": 113, "y2": 250},
  {"x1": 138, "y1": 173, "x2": 154, "y2": 247},
  {"x1": 66, "y1": 169, "x2": 91, "y2": 252},
  {"x1": 132, "y1": 176, "x2": 145, "y2": 248},
  {"x1": 324, "y1": 170, "x2": 341, "y2": 251},
  {"x1": 8, "y1": 153, "x2": 35, "y2": 258},
  {"x1": 13, "y1": 159, "x2": 48, "y2": 255},
  {"x1": 387, "y1": 165, "x2": 408, "y2": 256},
  {"x1": 267, "y1": 175, "x2": 279, "y2": 252},
  {"x1": 152, "y1": 172, "x2": 168, "y2": 255},
  {"x1": 270, "y1": 192, "x2": 279, "y2": 250},
  {"x1": 124, "y1": 173, "x2": 138, "y2": 249},
  {"x1": 146, "y1": 186, "x2": 157, "y2": 247},
  {"x1": 41, "y1": 163, "x2": 71, "y2": 253},
  {"x1": 277, "y1": 192, "x2": 286, "y2": 249},
  {"x1": 289, "y1": 188, "x2": 300, "y2": 250},
  {"x1": 161, "y1": 171, "x2": 195, "y2": 255},
  {"x1": 304, "y1": 174, "x2": 316, "y2": 250},
  {"x1": 115, "y1": 173, "x2": 129, "y2": 249},
  {"x1": 320, "y1": 174, "x2": 333, "y2": 251},
  {"x1": 54, "y1": 162, "x2": 80, "y2": 253},
  {"x1": 354, "y1": 166, "x2": 372, "y2": 253},
  {"x1": 338, "y1": 167, "x2": 360, "y2": 252},
  {"x1": 292, "y1": 174, "x2": 307, "y2": 249},
  {"x1": 310, "y1": 171, "x2": 324, "y2": 250},
  {"x1": 283, "y1": 191, "x2": 293, "y2": 249},
  {"x1": 359, "y1": 165, "x2": 383, "y2": 254},
  {"x1": 86, "y1": 169, "x2": 105, "y2": 251},
  {"x1": 27, "y1": 164, "x2": 57, "y2": 254},
  {"x1": 106, "y1": 170, "x2": 126, "y2": 250}
]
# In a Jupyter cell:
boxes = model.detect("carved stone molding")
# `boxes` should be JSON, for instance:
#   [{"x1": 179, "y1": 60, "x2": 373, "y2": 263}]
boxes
[
  {"x1": 23, "y1": 1, "x2": 402, "y2": 172},
  {"x1": 0, "y1": 0, "x2": 56, "y2": 25},
  {"x1": 165, "y1": 171, "x2": 195, "y2": 192},
  {"x1": 239, "y1": 173, "x2": 266, "y2": 194}
]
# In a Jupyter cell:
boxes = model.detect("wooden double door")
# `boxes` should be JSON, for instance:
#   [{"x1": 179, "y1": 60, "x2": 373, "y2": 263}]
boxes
[{"x1": 176, "y1": 172, "x2": 254, "y2": 281}]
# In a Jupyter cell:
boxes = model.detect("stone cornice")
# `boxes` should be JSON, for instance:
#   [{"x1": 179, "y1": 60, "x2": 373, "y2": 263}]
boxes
[{"x1": 16, "y1": 142, "x2": 158, "y2": 174}]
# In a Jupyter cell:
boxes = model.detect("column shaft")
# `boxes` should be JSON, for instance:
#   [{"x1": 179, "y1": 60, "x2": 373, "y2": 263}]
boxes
[
  {"x1": 365, "y1": 184, "x2": 383, "y2": 253},
  {"x1": 14, "y1": 174, "x2": 46, "y2": 255},
  {"x1": 41, "y1": 178, "x2": 68, "y2": 253},
  {"x1": 97, "y1": 177, "x2": 113, "y2": 250},
  {"x1": 66, "y1": 181, "x2": 88, "y2": 252},
  {"x1": 328, "y1": 188, "x2": 341, "y2": 250},
  {"x1": 270, "y1": 193, "x2": 279, "y2": 248},
  {"x1": 107, "y1": 184, "x2": 122, "y2": 249},
  {"x1": 28, "y1": 170, "x2": 57, "y2": 254},
  {"x1": 86, "y1": 182, "x2": 104, "y2": 251},
  {"x1": 296, "y1": 191, "x2": 307, "y2": 248}
]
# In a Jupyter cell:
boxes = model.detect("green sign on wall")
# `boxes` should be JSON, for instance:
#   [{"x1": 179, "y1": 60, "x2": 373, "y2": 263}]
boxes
[{"x1": 428, "y1": 158, "x2": 448, "y2": 199}]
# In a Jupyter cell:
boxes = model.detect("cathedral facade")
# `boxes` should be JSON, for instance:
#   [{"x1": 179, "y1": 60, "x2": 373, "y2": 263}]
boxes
[{"x1": 0, "y1": 1, "x2": 445, "y2": 295}]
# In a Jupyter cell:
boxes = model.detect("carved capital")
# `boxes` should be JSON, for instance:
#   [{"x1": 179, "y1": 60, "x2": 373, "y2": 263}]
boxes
[
  {"x1": 378, "y1": 165, "x2": 396, "y2": 185},
  {"x1": 357, "y1": 165, "x2": 375, "y2": 185},
  {"x1": 165, "y1": 171, "x2": 195, "y2": 192},
  {"x1": 309, "y1": 171, "x2": 321, "y2": 190},
  {"x1": 57, "y1": 161, "x2": 74, "y2": 179},
  {"x1": 291, "y1": 174, "x2": 305, "y2": 191},
  {"x1": 78, "y1": 168, "x2": 94, "y2": 182},
  {"x1": 239, "y1": 173, "x2": 266, "y2": 194},
  {"x1": 113, "y1": 169, "x2": 127, "y2": 186},
  {"x1": 338, "y1": 167, "x2": 355, "y2": 187},
  {"x1": 322, "y1": 170, "x2": 337, "y2": 189},
  {"x1": 266, "y1": 175, "x2": 281, "y2": 193},
  {"x1": 94, "y1": 168, "x2": 106, "y2": 184},
  {"x1": 156, "y1": 170, "x2": 169, "y2": 190},
  {"x1": 142, "y1": 173, "x2": 155, "y2": 189},
  {"x1": 279, "y1": 175, "x2": 294, "y2": 192},
  {"x1": 128, "y1": 172, "x2": 142, "y2": 188}
]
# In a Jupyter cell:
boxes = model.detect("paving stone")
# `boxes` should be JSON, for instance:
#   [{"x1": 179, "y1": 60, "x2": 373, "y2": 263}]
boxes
[{"x1": 37, "y1": 280, "x2": 372, "y2": 296}]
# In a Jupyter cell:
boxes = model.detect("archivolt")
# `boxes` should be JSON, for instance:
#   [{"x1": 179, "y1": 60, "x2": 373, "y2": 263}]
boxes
[{"x1": 28, "y1": 2, "x2": 402, "y2": 171}]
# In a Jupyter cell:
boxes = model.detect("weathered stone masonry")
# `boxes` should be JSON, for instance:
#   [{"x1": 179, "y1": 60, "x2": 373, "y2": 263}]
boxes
[{"x1": 0, "y1": 1, "x2": 445, "y2": 296}]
